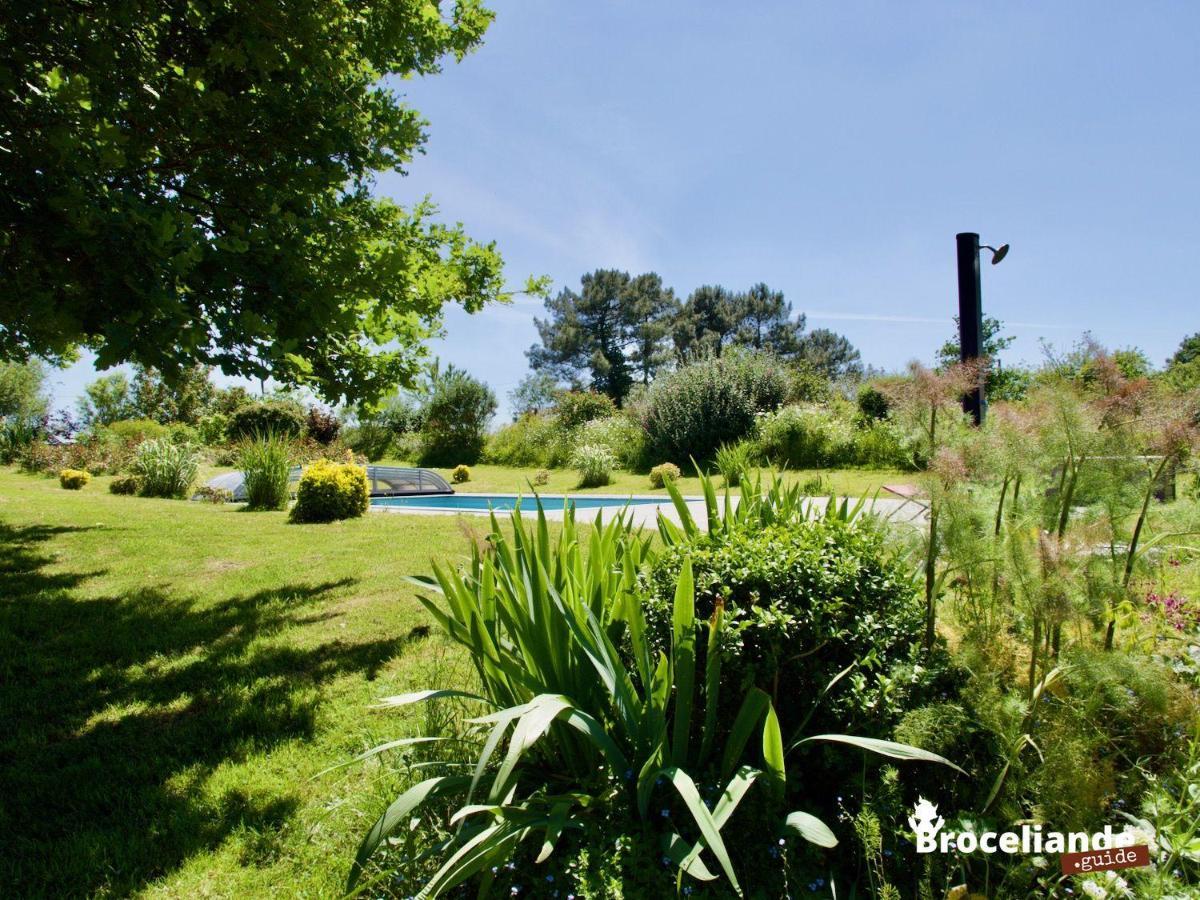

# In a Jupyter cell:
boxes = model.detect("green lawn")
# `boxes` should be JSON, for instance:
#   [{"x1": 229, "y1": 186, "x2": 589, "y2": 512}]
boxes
[
  {"x1": 379, "y1": 461, "x2": 915, "y2": 498},
  {"x1": 0, "y1": 467, "x2": 486, "y2": 898},
  {"x1": 0, "y1": 461, "x2": 909, "y2": 897}
]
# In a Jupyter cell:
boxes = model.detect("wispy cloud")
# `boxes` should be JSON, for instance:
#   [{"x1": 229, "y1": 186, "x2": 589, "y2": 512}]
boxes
[{"x1": 804, "y1": 310, "x2": 1072, "y2": 330}]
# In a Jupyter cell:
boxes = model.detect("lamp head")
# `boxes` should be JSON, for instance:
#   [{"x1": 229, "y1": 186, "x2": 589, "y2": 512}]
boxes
[{"x1": 984, "y1": 243, "x2": 1009, "y2": 265}]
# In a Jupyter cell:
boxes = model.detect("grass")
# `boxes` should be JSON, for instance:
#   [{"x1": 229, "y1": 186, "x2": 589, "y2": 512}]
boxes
[
  {"x1": 378, "y1": 461, "x2": 914, "y2": 498},
  {"x1": 0, "y1": 466, "x2": 496, "y2": 898}
]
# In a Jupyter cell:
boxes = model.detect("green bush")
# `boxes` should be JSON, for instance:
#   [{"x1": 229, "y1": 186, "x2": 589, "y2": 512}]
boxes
[
  {"x1": 0, "y1": 417, "x2": 40, "y2": 464},
  {"x1": 642, "y1": 352, "x2": 788, "y2": 465},
  {"x1": 133, "y1": 438, "x2": 200, "y2": 498},
  {"x1": 348, "y1": 496, "x2": 957, "y2": 897},
  {"x1": 714, "y1": 440, "x2": 756, "y2": 487},
  {"x1": 106, "y1": 418, "x2": 170, "y2": 444},
  {"x1": 481, "y1": 413, "x2": 554, "y2": 466},
  {"x1": 58, "y1": 468, "x2": 89, "y2": 489},
  {"x1": 108, "y1": 474, "x2": 142, "y2": 495},
  {"x1": 643, "y1": 516, "x2": 927, "y2": 736},
  {"x1": 196, "y1": 413, "x2": 230, "y2": 446},
  {"x1": 239, "y1": 434, "x2": 293, "y2": 510},
  {"x1": 575, "y1": 415, "x2": 647, "y2": 470},
  {"x1": 416, "y1": 367, "x2": 496, "y2": 466},
  {"x1": 571, "y1": 443, "x2": 615, "y2": 488},
  {"x1": 856, "y1": 384, "x2": 891, "y2": 422},
  {"x1": 343, "y1": 422, "x2": 393, "y2": 462},
  {"x1": 226, "y1": 401, "x2": 305, "y2": 441},
  {"x1": 755, "y1": 403, "x2": 856, "y2": 468},
  {"x1": 451, "y1": 464, "x2": 470, "y2": 483},
  {"x1": 552, "y1": 390, "x2": 616, "y2": 429},
  {"x1": 289, "y1": 459, "x2": 369, "y2": 523},
  {"x1": 852, "y1": 419, "x2": 915, "y2": 468},
  {"x1": 649, "y1": 461, "x2": 681, "y2": 488}
]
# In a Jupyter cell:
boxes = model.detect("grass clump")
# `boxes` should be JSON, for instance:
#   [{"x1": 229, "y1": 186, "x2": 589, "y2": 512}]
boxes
[
  {"x1": 133, "y1": 438, "x2": 200, "y2": 498},
  {"x1": 713, "y1": 440, "x2": 755, "y2": 486},
  {"x1": 239, "y1": 433, "x2": 293, "y2": 511},
  {"x1": 570, "y1": 443, "x2": 614, "y2": 487}
]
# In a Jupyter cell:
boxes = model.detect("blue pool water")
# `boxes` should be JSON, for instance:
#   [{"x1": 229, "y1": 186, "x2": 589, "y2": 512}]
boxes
[{"x1": 372, "y1": 494, "x2": 664, "y2": 513}]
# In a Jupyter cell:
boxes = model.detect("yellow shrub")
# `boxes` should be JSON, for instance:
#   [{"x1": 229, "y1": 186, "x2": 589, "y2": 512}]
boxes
[
  {"x1": 59, "y1": 468, "x2": 90, "y2": 490},
  {"x1": 451, "y1": 464, "x2": 471, "y2": 483},
  {"x1": 289, "y1": 459, "x2": 369, "y2": 523}
]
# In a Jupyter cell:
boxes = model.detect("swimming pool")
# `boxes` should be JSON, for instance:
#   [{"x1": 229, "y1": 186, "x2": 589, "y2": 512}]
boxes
[{"x1": 371, "y1": 493, "x2": 666, "y2": 513}]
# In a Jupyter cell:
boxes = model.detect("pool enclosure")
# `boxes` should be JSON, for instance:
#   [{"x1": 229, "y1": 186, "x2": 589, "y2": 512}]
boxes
[{"x1": 199, "y1": 465, "x2": 454, "y2": 502}]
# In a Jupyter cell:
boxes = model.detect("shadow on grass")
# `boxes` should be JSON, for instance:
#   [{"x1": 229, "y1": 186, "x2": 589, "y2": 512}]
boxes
[{"x1": 0, "y1": 521, "x2": 406, "y2": 897}]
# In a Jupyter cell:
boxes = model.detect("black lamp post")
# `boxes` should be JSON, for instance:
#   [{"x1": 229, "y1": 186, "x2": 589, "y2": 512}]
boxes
[{"x1": 955, "y1": 232, "x2": 1008, "y2": 425}]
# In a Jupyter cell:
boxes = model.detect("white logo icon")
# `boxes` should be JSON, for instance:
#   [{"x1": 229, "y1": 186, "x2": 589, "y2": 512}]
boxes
[{"x1": 908, "y1": 797, "x2": 945, "y2": 852}]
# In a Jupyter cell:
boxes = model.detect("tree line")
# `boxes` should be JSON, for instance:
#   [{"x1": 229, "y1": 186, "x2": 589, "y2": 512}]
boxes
[{"x1": 526, "y1": 269, "x2": 863, "y2": 404}]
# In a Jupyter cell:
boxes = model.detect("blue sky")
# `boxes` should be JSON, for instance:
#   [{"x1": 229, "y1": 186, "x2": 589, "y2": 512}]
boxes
[{"x1": 49, "y1": 1, "x2": 1200, "y2": 421}]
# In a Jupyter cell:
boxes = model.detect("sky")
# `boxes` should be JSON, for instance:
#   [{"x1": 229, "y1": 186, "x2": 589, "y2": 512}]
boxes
[{"x1": 48, "y1": 1, "x2": 1200, "y2": 421}]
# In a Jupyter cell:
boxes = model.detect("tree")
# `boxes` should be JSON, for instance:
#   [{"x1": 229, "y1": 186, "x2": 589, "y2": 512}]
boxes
[
  {"x1": 672, "y1": 285, "x2": 741, "y2": 358},
  {"x1": 417, "y1": 366, "x2": 496, "y2": 465},
  {"x1": 78, "y1": 372, "x2": 135, "y2": 426},
  {"x1": 528, "y1": 270, "x2": 678, "y2": 404},
  {"x1": 794, "y1": 328, "x2": 863, "y2": 380},
  {"x1": 1, "y1": 1, "x2": 530, "y2": 404},
  {"x1": 938, "y1": 316, "x2": 1029, "y2": 401},
  {"x1": 0, "y1": 359, "x2": 48, "y2": 420},
  {"x1": 1168, "y1": 332, "x2": 1200, "y2": 368},
  {"x1": 674, "y1": 283, "x2": 803, "y2": 360},
  {"x1": 131, "y1": 364, "x2": 215, "y2": 424},
  {"x1": 509, "y1": 372, "x2": 560, "y2": 418}
]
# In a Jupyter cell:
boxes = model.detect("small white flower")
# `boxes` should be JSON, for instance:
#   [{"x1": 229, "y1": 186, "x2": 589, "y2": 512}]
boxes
[{"x1": 1080, "y1": 879, "x2": 1107, "y2": 900}]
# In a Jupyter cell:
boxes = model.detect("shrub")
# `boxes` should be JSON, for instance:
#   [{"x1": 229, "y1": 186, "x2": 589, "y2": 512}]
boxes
[
  {"x1": 755, "y1": 403, "x2": 856, "y2": 468},
  {"x1": 571, "y1": 443, "x2": 614, "y2": 487},
  {"x1": 348, "y1": 497, "x2": 957, "y2": 897},
  {"x1": 343, "y1": 422, "x2": 393, "y2": 462},
  {"x1": 290, "y1": 459, "x2": 369, "y2": 523},
  {"x1": 552, "y1": 390, "x2": 616, "y2": 430},
  {"x1": 533, "y1": 469, "x2": 550, "y2": 486},
  {"x1": 106, "y1": 418, "x2": 170, "y2": 444},
  {"x1": 239, "y1": 434, "x2": 293, "y2": 510},
  {"x1": 194, "y1": 485, "x2": 233, "y2": 504},
  {"x1": 108, "y1": 474, "x2": 142, "y2": 495},
  {"x1": 649, "y1": 461, "x2": 681, "y2": 488},
  {"x1": 226, "y1": 400, "x2": 305, "y2": 441},
  {"x1": 305, "y1": 407, "x2": 341, "y2": 444},
  {"x1": 852, "y1": 420, "x2": 915, "y2": 468},
  {"x1": 0, "y1": 417, "x2": 40, "y2": 463},
  {"x1": 714, "y1": 440, "x2": 756, "y2": 487},
  {"x1": 575, "y1": 415, "x2": 647, "y2": 470},
  {"x1": 416, "y1": 367, "x2": 496, "y2": 466},
  {"x1": 196, "y1": 413, "x2": 230, "y2": 446},
  {"x1": 856, "y1": 384, "x2": 891, "y2": 422},
  {"x1": 643, "y1": 515, "x2": 927, "y2": 736},
  {"x1": 642, "y1": 352, "x2": 788, "y2": 465},
  {"x1": 133, "y1": 438, "x2": 200, "y2": 498},
  {"x1": 481, "y1": 413, "x2": 554, "y2": 466},
  {"x1": 451, "y1": 464, "x2": 470, "y2": 483},
  {"x1": 59, "y1": 468, "x2": 89, "y2": 489}
]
